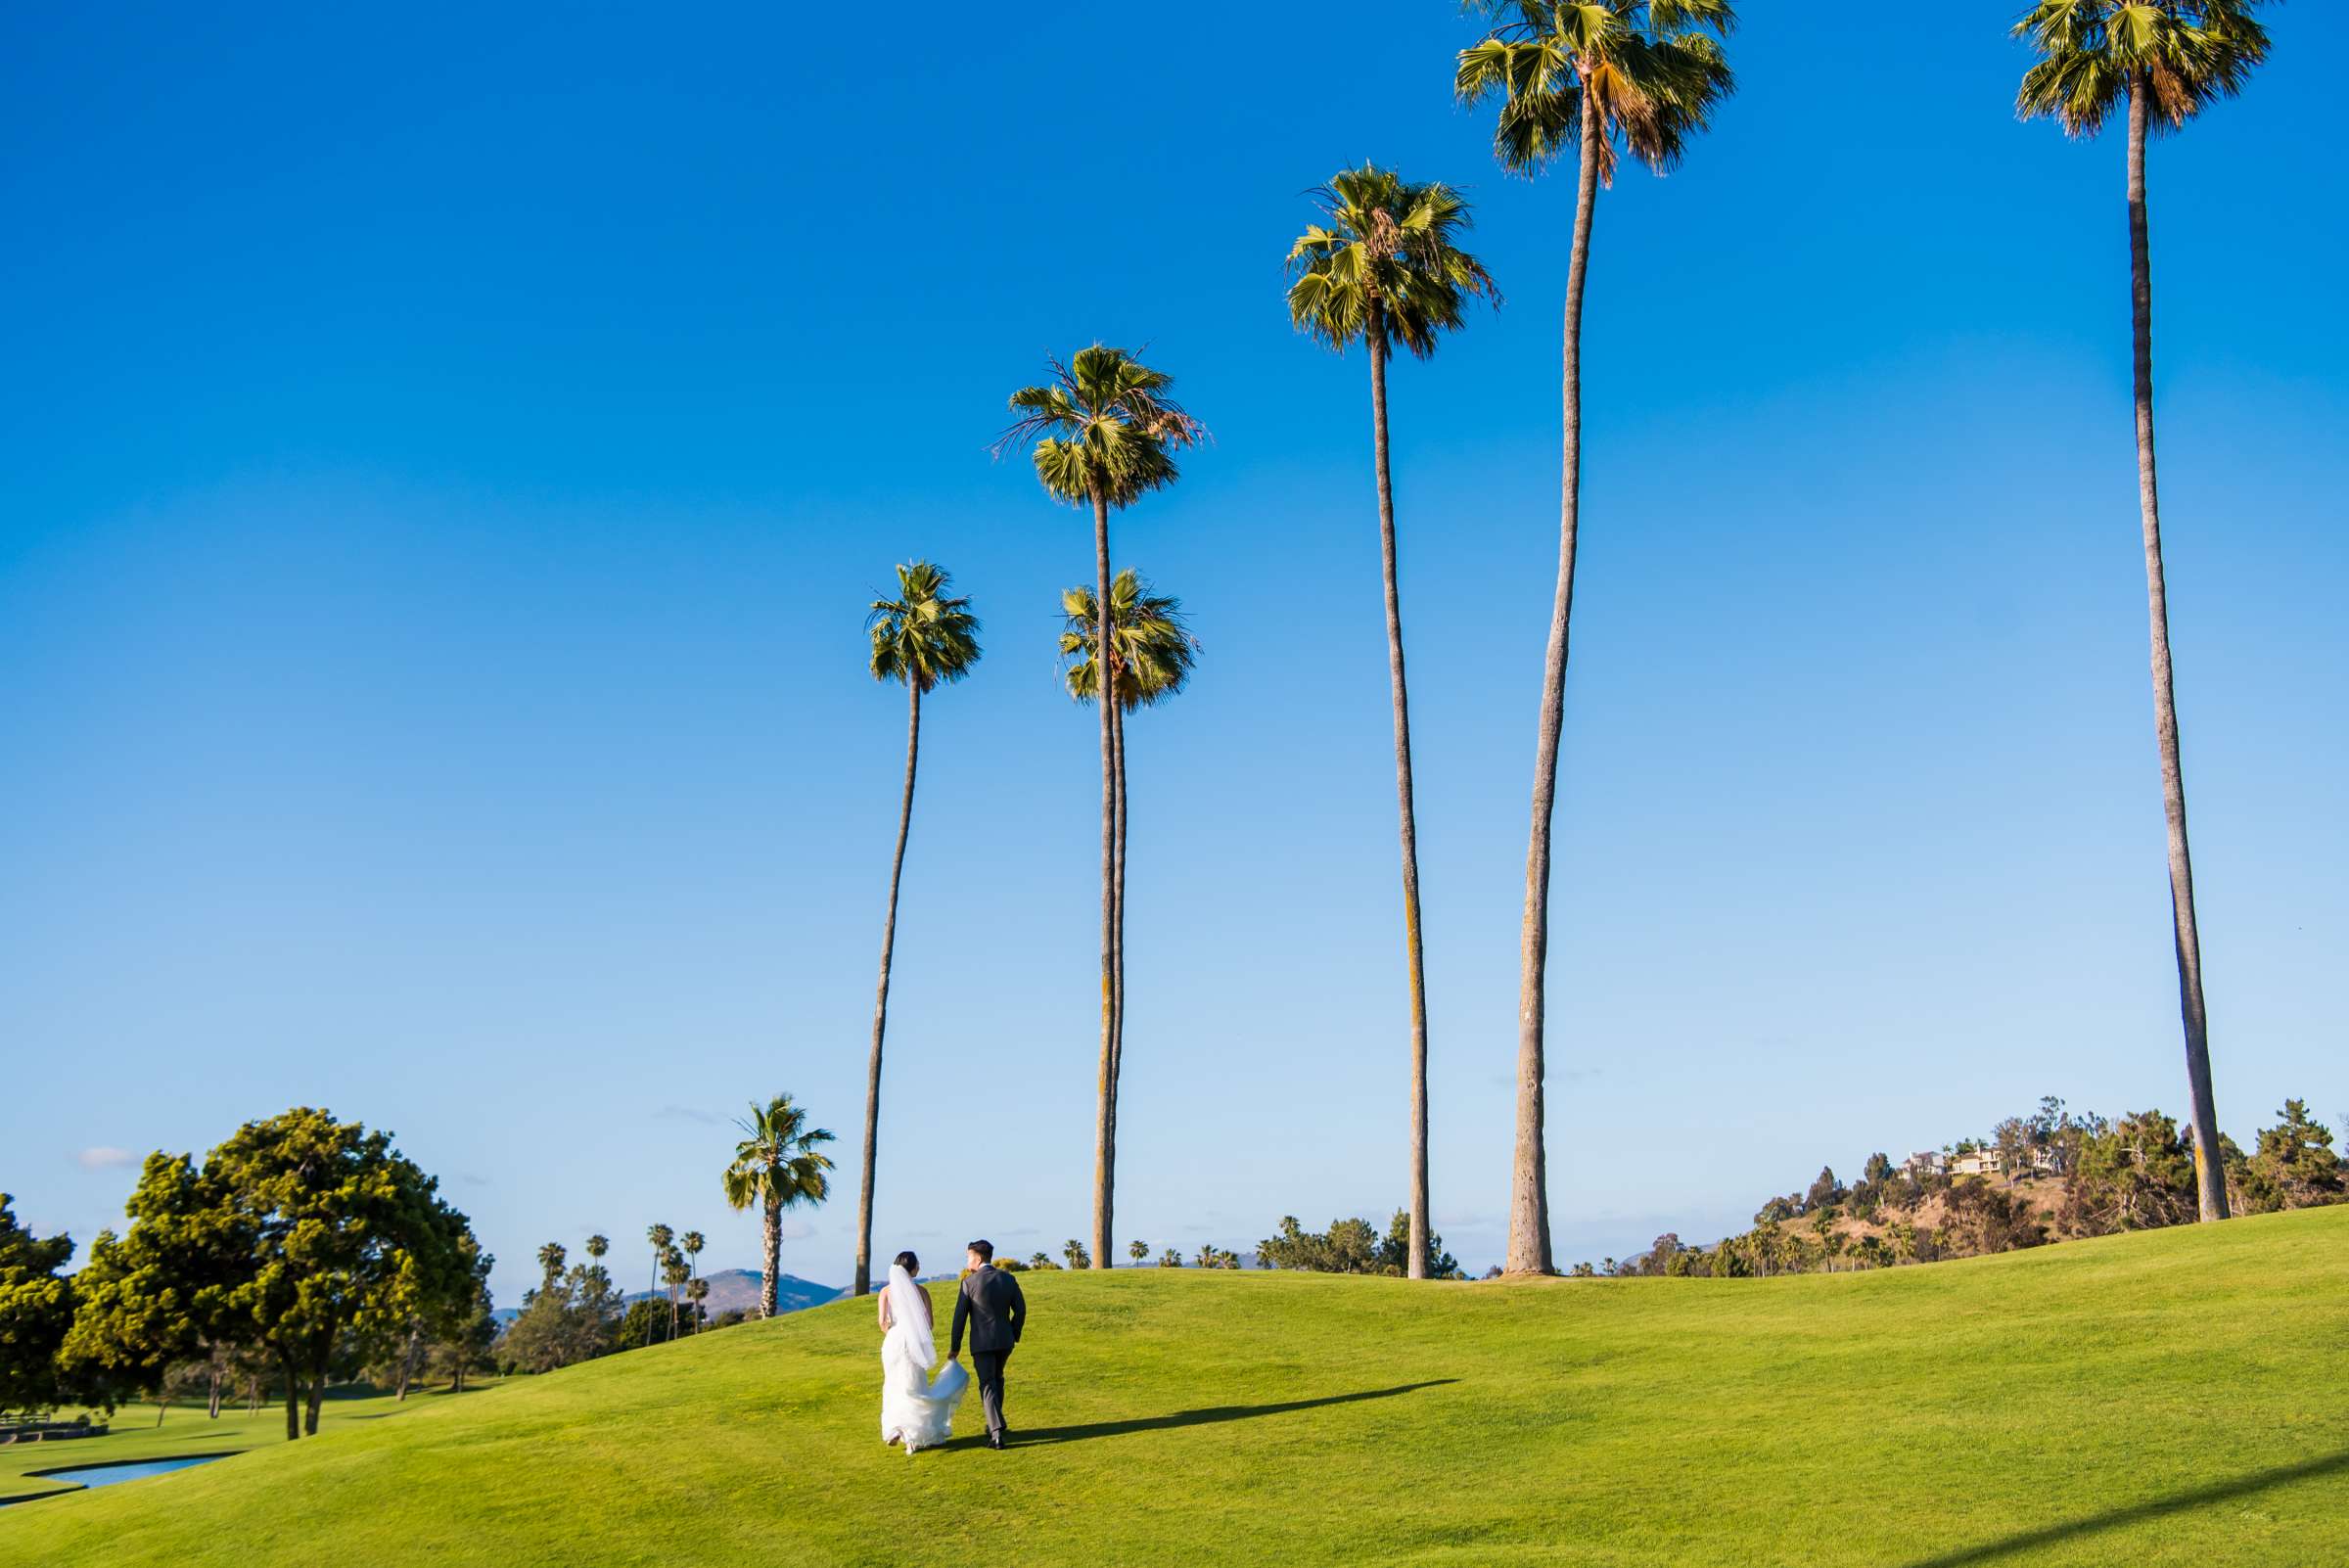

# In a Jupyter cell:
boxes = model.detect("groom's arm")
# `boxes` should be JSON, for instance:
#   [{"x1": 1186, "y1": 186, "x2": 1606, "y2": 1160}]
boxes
[
  {"x1": 948, "y1": 1279, "x2": 969, "y2": 1359},
  {"x1": 1005, "y1": 1275, "x2": 1025, "y2": 1344}
]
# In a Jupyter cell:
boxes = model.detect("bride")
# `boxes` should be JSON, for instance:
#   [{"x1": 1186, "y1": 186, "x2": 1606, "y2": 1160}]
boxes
[{"x1": 878, "y1": 1251, "x2": 968, "y2": 1453}]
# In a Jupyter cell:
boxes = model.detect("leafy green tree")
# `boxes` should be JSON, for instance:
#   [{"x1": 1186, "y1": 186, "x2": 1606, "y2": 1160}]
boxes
[
  {"x1": 2238, "y1": 1100, "x2": 2344, "y2": 1213},
  {"x1": 1377, "y1": 1210, "x2": 1462, "y2": 1279},
  {"x1": 1061, "y1": 567, "x2": 1199, "y2": 1151},
  {"x1": 503, "y1": 1261, "x2": 621, "y2": 1372},
  {"x1": 0, "y1": 1195, "x2": 76, "y2": 1413},
  {"x1": 722, "y1": 1095, "x2": 835, "y2": 1318},
  {"x1": 1456, "y1": 0, "x2": 1736, "y2": 1275},
  {"x1": 1804, "y1": 1167, "x2": 1844, "y2": 1214},
  {"x1": 855, "y1": 561, "x2": 983, "y2": 1299},
  {"x1": 1862, "y1": 1152, "x2": 1895, "y2": 1189},
  {"x1": 2067, "y1": 1109, "x2": 2198, "y2": 1233},
  {"x1": 72, "y1": 1112, "x2": 477, "y2": 1441},
  {"x1": 999, "y1": 346, "x2": 1204, "y2": 1268},
  {"x1": 432, "y1": 1271, "x2": 497, "y2": 1392},
  {"x1": 63, "y1": 1155, "x2": 245, "y2": 1417},
  {"x1": 2014, "y1": 0, "x2": 2271, "y2": 1224},
  {"x1": 1288, "y1": 164, "x2": 1497, "y2": 1280}
]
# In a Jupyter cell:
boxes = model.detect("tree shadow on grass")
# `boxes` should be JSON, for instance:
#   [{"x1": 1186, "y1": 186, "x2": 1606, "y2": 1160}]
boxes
[
  {"x1": 987, "y1": 1379, "x2": 1457, "y2": 1449},
  {"x1": 1902, "y1": 1449, "x2": 2349, "y2": 1567}
]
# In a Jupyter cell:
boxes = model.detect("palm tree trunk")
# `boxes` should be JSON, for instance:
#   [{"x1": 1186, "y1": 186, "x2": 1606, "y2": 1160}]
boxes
[
  {"x1": 1111, "y1": 695, "x2": 1128, "y2": 1139},
  {"x1": 1366, "y1": 317, "x2": 1432, "y2": 1281},
  {"x1": 1091, "y1": 484, "x2": 1118, "y2": 1268},
  {"x1": 2128, "y1": 75, "x2": 2227, "y2": 1222},
  {"x1": 760, "y1": 1194, "x2": 781, "y2": 1318},
  {"x1": 854, "y1": 681, "x2": 923, "y2": 1297},
  {"x1": 1508, "y1": 89, "x2": 1605, "y2": 1277}
]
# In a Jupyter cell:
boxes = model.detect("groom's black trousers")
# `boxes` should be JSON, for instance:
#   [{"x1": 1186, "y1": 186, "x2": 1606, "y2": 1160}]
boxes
[{"x1": 971, "y1": 1350, "x2": 1010, "y2": 1438}]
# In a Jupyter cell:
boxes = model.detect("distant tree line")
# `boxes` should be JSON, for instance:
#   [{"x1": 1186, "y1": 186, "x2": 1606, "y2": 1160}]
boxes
[
  {"x1": 1573, "y1": 1097, "x2": 2343, "y2": 1280},
  {"x1": 1255, "y1": 1211, "x2": 1463, "y2": 1279}
]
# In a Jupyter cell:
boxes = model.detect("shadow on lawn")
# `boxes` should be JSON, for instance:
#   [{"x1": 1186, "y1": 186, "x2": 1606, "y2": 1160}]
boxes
[
  {"x1": 993, "y1": 1379, "x2": 1458, "y2": 1449},
  {"x1": 1902, "y1": 1449, "x2": 2349, "y2": 1567}
]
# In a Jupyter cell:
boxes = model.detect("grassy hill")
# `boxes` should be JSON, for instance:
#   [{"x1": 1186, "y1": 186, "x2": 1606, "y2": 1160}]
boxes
[{"x1": 5, "y1": 1208, "x2": 2343, "y2": 1567}]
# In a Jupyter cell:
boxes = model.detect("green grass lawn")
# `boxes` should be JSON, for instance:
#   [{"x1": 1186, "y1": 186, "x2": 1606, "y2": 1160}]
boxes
[{"x1": 5, "y1": 1207, "x2": 2344, "y2": 1566}]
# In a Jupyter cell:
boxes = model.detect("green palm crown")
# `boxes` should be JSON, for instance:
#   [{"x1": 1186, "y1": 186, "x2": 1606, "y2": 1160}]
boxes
[
  {"x1": 995, "y1": 345, "x2": 1205, "y2": 509},
  {"x1": 868, "y1": 561, "x2": 983, "y2": 693},
  {"x1": 1287, "y1": 163, "x2": 1498, "y2": 360},
  {"x1": 1455, "y1": 1, "x2": 1737, "y2": 185},
  {"x1": 1059, "y1": 570, "x2": 1198, "y2": 713},
  {"x1": 722, "y1": 1095, "x2": 836, "y2": 1216},
  {"x1": 2014, "y1": 0, "x2": 2270, "y2": 137}
]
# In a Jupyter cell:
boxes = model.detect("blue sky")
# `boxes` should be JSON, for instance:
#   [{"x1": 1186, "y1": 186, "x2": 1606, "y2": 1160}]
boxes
[{"x1": 4, "y1": 4, "x2": 2342, "y2": 1299}]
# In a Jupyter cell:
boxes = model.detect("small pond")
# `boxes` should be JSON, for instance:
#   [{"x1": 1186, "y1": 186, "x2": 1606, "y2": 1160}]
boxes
[{"x1": 32, "y1": 1453, "x2": 233, "y2": 1490}]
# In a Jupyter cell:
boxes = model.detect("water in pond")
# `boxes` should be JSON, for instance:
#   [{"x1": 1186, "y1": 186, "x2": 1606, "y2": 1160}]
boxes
[{"x1": 38, "y1": 1454, "x2": 230, "y2": 1489}]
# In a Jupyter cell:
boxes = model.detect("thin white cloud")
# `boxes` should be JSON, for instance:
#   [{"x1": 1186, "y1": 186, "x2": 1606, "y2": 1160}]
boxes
[{"x1": 75, "y1": 1147, "x2": 136, "y2": 1172}]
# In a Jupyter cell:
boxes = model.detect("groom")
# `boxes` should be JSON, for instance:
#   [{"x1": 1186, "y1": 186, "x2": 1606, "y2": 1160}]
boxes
[{"x1": 947, "y1": 1238, "x2": 1025, "y2": 1450}]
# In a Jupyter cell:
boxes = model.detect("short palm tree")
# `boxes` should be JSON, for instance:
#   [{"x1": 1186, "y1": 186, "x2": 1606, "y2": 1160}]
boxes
[
  {"x1": 854, "y1": 562, "x2": 983, "y2": 1299},
  {"x1": 686, "y1": 1274, "x2": 710, "y2": 1332},
  {"x1": 644, "y1": 1223, "x2": 671, "y2": 1310},
  {"x1": 1061, "y1": 569, "x2": 1200, "y2": 1132},
  {"x1": 2013, "y1": 1, "x2": 2268, "y2": 1226},
  {"x1": 1456, "y1": 0, "x2": 1736, "y2": 1276},
  {"x1": 722, "y1": 1094, "x2": 836, "y2": 1317},
  {"x1": 1288, "y1": 162, "x2": 1497, "y2": 1280},
  {"x1": 998, "y1": 346, "x2": 1204, "y2": 1268}
]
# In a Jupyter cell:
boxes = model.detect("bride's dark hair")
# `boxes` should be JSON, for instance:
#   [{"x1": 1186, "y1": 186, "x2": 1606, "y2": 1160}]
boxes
[{"x1": 894, "y1": 1251, "x2": 919, "y2": 1275}]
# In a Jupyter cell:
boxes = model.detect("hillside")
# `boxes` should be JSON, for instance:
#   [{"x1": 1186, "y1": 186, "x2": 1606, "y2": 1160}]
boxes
[{"x1": 6, "y1": 1207, "x2": 2344, "y2": 1567}]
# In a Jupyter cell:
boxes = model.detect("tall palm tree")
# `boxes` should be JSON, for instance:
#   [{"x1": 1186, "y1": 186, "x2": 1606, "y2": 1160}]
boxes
[
  {"x1": 678, "y1": 1229, "x2": 706, "y2": 1331},
  {"x1": 2014, "y1": 0, "x2": 2269, "y2": 1224},
  {"x1": 997, "y1": 346, "x2": 1205, "y2": 1268},
  {"x1": 722, "y1": 1094, "x2": 837, "y2": 1317},
  {"x1": 645, "y1": 1223, "x2": 672, "y2": 1312},
  {"x1": 1287, "y1": 162, "x2": 1497, "y2": 1280},
  {"x1": 854, "y1": 562, "x2": 983, "y2": 1299},
  {"x1": 583, "y1": 1233, "x2": 609, "y2": 1269},
  {"x1": 1060, "y1": 568, "x2": 1201, "y2": 1140},
  {"x1": 535, "y1": 1242, "x2": 566, "y2": 1291},
  {"x1": 662, "y1": 1249, "x2": 688, "y2": 1341},
  {"x1": 1456, "y1": 0, "x2": 1736, "y2": 1276}
]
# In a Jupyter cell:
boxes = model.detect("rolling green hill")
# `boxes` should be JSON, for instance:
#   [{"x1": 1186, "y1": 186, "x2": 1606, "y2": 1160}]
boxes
[{"x1": 6, "y1": 1207, "x2": 2344, "y2": 1567}]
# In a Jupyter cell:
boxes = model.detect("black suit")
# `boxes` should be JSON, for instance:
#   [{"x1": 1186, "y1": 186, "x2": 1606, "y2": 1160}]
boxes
[{"x1": 949, "y1": 1265, "x2": 1026, "y2": 1440}]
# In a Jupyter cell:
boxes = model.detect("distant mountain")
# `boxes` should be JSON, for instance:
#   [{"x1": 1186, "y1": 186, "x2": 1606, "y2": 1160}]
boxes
[
  {"x1": 494, "y1": 1268, "x2": 842, "y2": 1324},
  {"x1": 625, "y1": 1268, "x2": 842, "y2": 1318}
]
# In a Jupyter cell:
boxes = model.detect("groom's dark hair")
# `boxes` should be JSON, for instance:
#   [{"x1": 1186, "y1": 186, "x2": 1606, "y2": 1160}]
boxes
[{"x1": 966, "y1": 1239, "x2": 994, "y2": 1263}]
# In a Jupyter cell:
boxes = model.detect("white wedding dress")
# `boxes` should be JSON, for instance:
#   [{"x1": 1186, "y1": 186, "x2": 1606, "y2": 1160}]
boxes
[{"x1": 879, "y1": 1265, "x2": 969, "y2": 1453}]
